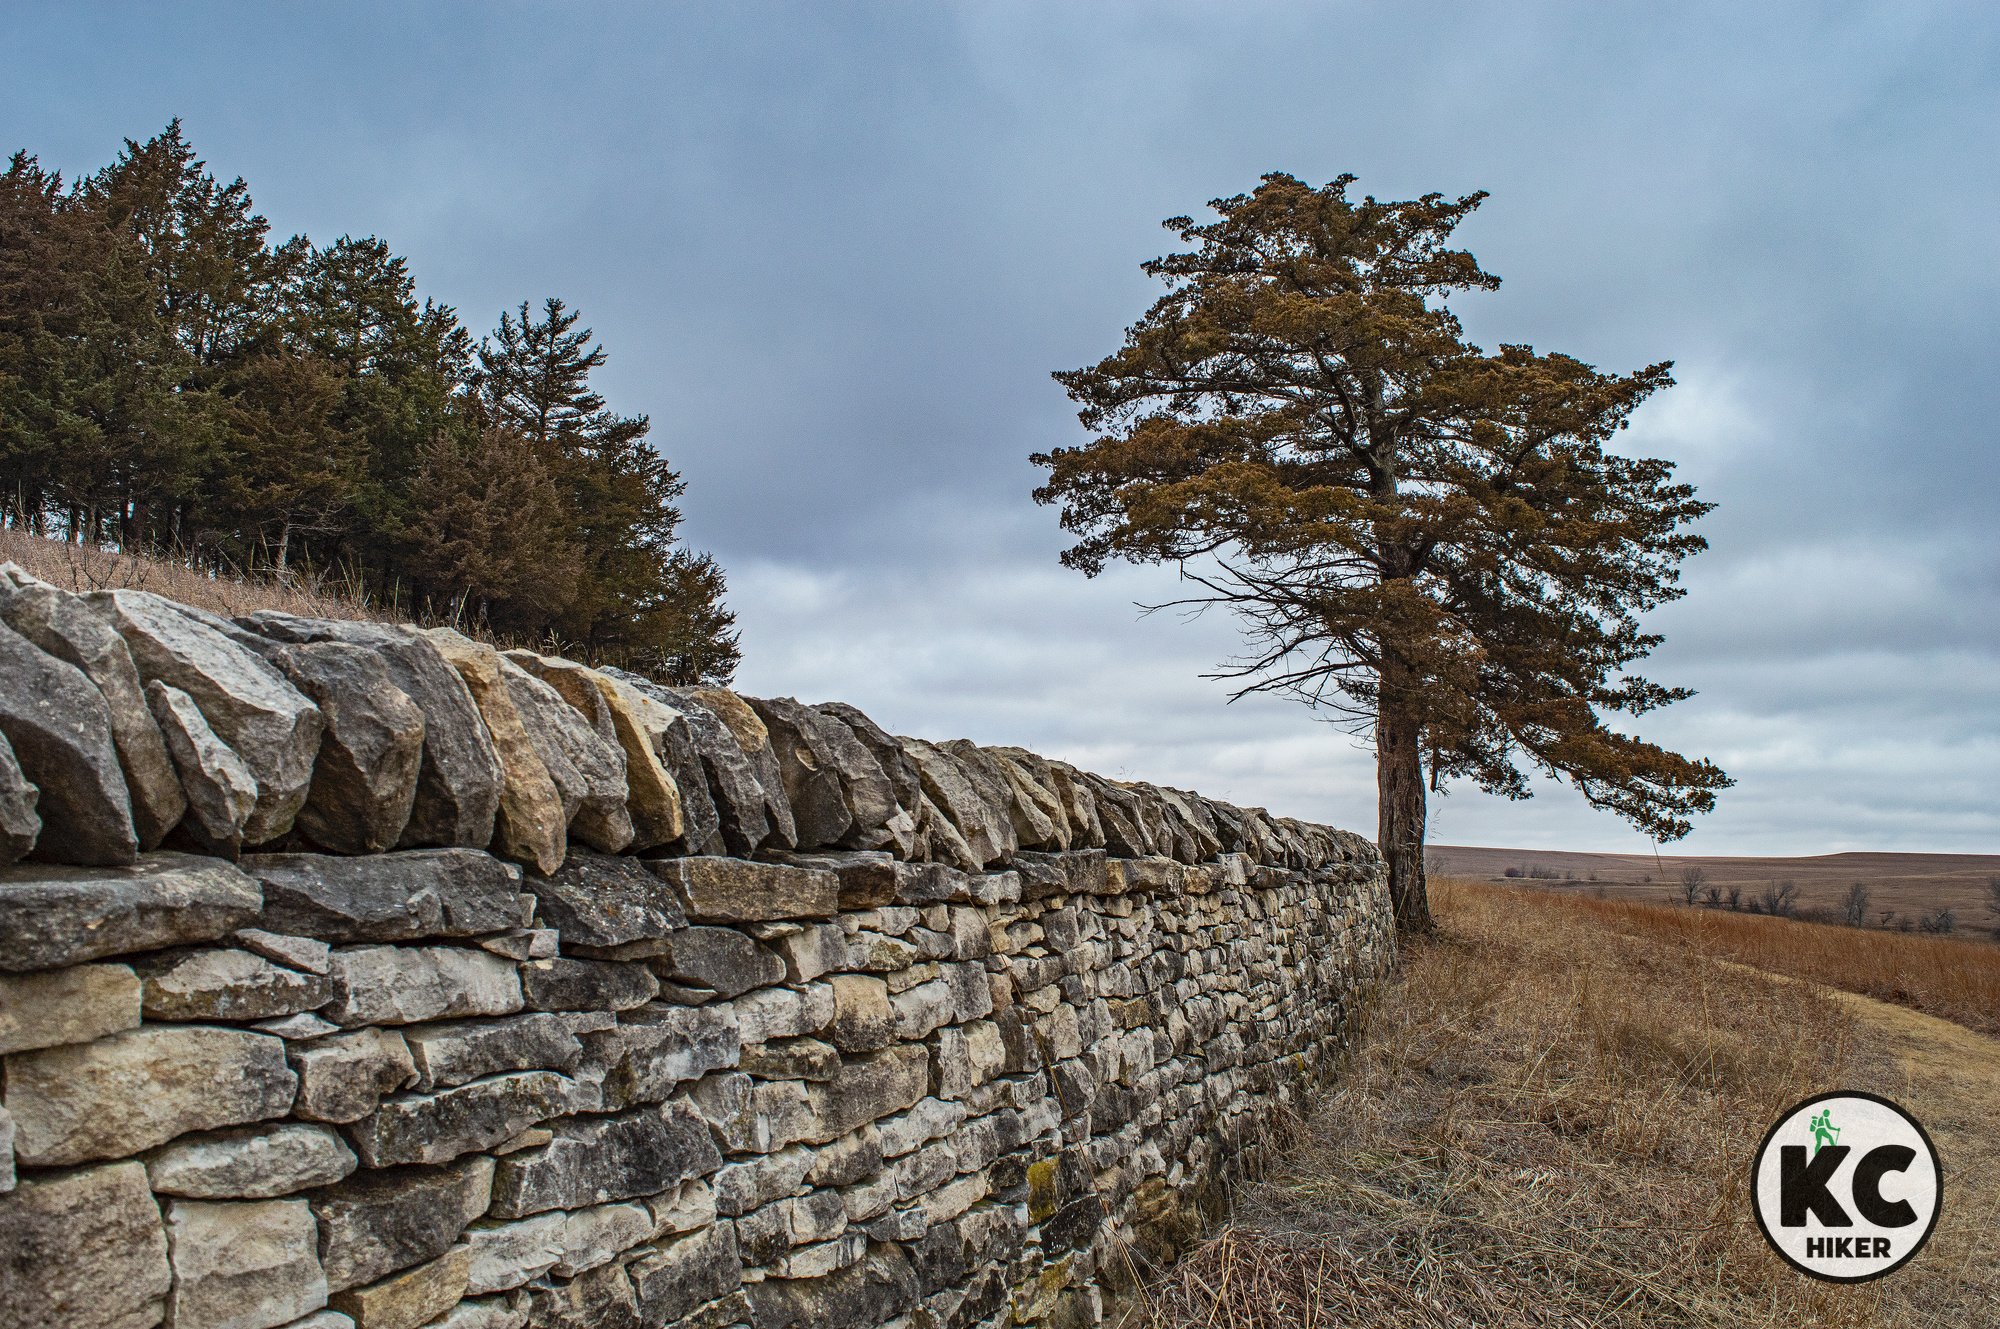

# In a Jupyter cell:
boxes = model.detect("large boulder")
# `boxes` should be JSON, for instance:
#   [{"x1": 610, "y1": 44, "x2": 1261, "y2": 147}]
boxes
[
  {"x1": 0, "y1": 852, "x2": 261, "y2": 971},
  {"x1": 498, "y1": 657, "x2": 633, "y2": 853},
  {"x1": 746, "y1": 695, "x2": 904, "y2": 852},
  {"x1": 421, "y1": 630, "x2": 566, "y2": 875},
  {"x1": 0, "y1": 731, "x2": 38, "y2": 865},
  {"x1": 148, "y1": 680, "x2": 258, "y2": 854},
  {"x1": 515, "y1": 657, "x2": 689, "y2": 852},
  {"x1": 89, "y1": 589, "x2": 321, "y2": 845},
  {"x1": 270, "y1": 641, "x2": 425, "y2": 854},
  {"x1": 0, "y1": 617, "x2": 138, "y2": 864},
  {"x1": 239, "y1": 613, "x2": 502, "y2": 851},
  {"x1": 0, "y1": 573, "x2": 185, "y2": 846}
]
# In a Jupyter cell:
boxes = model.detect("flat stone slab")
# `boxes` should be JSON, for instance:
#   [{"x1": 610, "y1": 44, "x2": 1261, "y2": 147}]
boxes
[
  {"x1": 5, "y1": 1024, "x2": 297, "y2": 1167},
  {"x1": 489, "y1": 1101, "x2": 721, "y2": 1218},
  {"x1": 524, "y1": 851, "x2": 688, "y2": 952},
  {"x1": 650, "y1": 856, "x2": 838, "y2": 924},
  {"x1": 0, "y1": 851, "x2": 261, "y2": 971},
  {"x1": 164, "y1": 1197, "x2": 328, "y2": 1329},
  {"x1": 309, "y1": 1155, "x2": 493, "y2": 1293},
  {"x1": 245, "y1": 850, "x2": 524, "y2": 944},
  {"x1": 146, "y1": 1122, "x2": 357, "y2": 1198},
  {"x1": 0, "y1": 962, "x2": 140, "y2": 1054}
]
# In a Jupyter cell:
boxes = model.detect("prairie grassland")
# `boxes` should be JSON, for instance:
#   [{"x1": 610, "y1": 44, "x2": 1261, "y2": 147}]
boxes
[
  {"x1": 1127, "y1": 880, "x2": 2000, "y2": 1328},
  {"x1": 0, "y1": 527, "x2": 379, "y2": 623}
]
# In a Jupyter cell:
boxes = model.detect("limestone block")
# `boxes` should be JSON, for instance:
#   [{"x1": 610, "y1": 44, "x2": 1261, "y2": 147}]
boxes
[
  {"x1": 148, "y1": 1122, "x2": 357, "y2": 1198},
  {"x1": 461, "y1": 1211, "x2": 563, "y2": 1294},
  {"x1": 745, "y1": 695, "x2": 898, "y2": 851},
  {"x1": 523, "y1": 850, "x2": 687, "y2": 954},
  {"x1": 0, "y1": 576, "x2": 186, "y2": 848},
  {"x1": 645, "y1": 1176, "x2": 717, "y2": 1235},
  {"x1": 290, "y1": 1028, "x2": 416, "y2": 1123},
  {"x1": 0, "y1": 732, "x2": 36, "y2": 865},
  {"x1": 771, "y1": 1231, "x2": 867, "y2": 1280},
  {"x1": 902, "y1": 740, "x2": 1012, "y2": 867},
  {"x1": 323, "y1": 945, "x2": 521, "y2": 1027},
  {"x1": 627, "y1": 1222, "x2": 742, "y2": 1327},
  {"x1": 165, "y1": 1197, "x2": 327, "y2": 1329},
  {"x1": 0, "y1": 961, "x2": 139, "y2": 1054},
  {"x1": 518, "y1": 956, "x2": 657, "y2": 1012},
  {"x1": 805, "y1": 1126, "x2": 884, "y2": 1190},
  {"x1": 519, "y1": 1259, "x2": 640, "y2": 1329},
  {"x1": 237, "y1": 927, "x2": 333, "y2": 973},
  {"x1": 518, "y1": 659, "x2": 687, "y2": 852},
  {"x1": 0, "y1": 852, "x2": 256, "y2": 971},
  {"x1": 740, "y1": 1250, "x2": 919, "y2": 1329},
  {"x1": 0, "y1": 1160, "x2": 171, "y2": 1329},
  {"x1": 0, "y1": 617, "x2": 138, "y2": 864},
  {"x1": 497, "y1": 657, "x2": 633, "y2": 854},
  {"x1": 246, "y1": 850, "x2": 523, "y2": 944},
  {"x1": 238, "y1": 614, "x2": 501, "y2": 852},
  {"x1": 549, "y1": 1200, "x2": 653, "y2": 1276},
  {"x1": 422, "y1": 1300, "x2": 524, "y2": 1329},
  {"x1": 309, "y1": 1155, "x2": 493, "y2": 1292},
  {"x1": 593, "y1": 1004, "x2": 741, "y2": 1108},
  {"x1": 650, "y1": 855, "x2": 836, "y2": 924},
  {"x1": 420, "y1": 630, "x2": 566, "y2": 875},
  {"x1": 677, "y1": 685, "x2": 798, "y2": 853},
  {"x1": 346, "y1": 1069, "x2": 575, "y2": 1167},
  {"x1": 91, "y1": 589, "x2": 322, "y2": 844},
  {"x1": 946, "y1": 742, "x2": 1058, "y2": 852},
  {"x1": 488, "y1": 1101, "x2": 722, "y2": 1218},
  {"x1": 803, "y1": 1045, "x2": 929, "y2": 1143},
  {"x1": 5, "y1": 1024, "x2": 295, "y2": 1166},
  {"x1": 889, "y1": 978, "x2": 954, "y2": 1042},
  {"x1": 876, "y1": 1097, "x2": 968, "y2": 1159},
  {"x1": 148, "y1": 679, "x2": 259, "y2": 852},
  {"x1": 137, "y1": 946, "x2": 332, "y2": 1021},
  {"x1": 269, "y1": 642, "x2": 424, "y2": 855},
  {"x1": 398, "y1": 1013, "x2": 581, "y2": 1093},
  {"x1": 327, "y1": 1244, "x2": 470, "y2": 1329},
  {"x1": 654, "y1": 924, "x2": 784, "y2": 997},
  {"x1": 751, "y1": 1077, "x2": 817, "y2": 1152},
  {"x1": 712, "y1": 1143, "x2": 813, "y2": 1216},
  {"x1": 826, "y1": 973, "x2": 894, "y2": 1053},
  {"x1": 740, "y1": 1035, "x2": 839, "y2": 1081},
  {"x1": 729, "y1": 981, "x2": 833, "y2": 1043},
  {"x1": 770, "y1": 921, "x2": 846, "y2": 983}
]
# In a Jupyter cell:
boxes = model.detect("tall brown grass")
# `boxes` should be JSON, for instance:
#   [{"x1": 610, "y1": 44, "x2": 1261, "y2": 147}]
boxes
[{"x1": 1124, "y1": 879, "x2": 1994, "y2": 1328}]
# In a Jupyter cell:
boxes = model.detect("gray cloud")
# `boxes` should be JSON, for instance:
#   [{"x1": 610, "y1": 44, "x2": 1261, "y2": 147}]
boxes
[{"x1": 9, "y1": 0, "x2": 1997, "y2": 851}]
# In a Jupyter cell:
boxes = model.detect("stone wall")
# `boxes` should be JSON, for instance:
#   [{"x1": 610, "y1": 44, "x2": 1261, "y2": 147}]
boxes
[{"x1": 0, "y1": 565, "x2": 1393, "y2": 1329}]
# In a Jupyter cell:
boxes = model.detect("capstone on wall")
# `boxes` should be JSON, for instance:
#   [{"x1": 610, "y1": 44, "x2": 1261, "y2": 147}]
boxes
[{"x1": 0, "y1": 565, "x2": 1393, "y2": 1329}]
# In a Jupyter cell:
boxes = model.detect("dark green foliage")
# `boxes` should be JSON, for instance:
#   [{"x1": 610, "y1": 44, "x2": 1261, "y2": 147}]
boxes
[{"x1": 0, "y1": 123, "x2": 738, "y2": 682}]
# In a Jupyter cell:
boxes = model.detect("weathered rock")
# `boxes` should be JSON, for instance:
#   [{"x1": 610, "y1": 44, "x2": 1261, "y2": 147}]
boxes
[
  {"x1": 681, "y1": 686, "x2": 798, "y2": 852},
  {"x1": 347, "y1": 1070, "x2": 574, "y2": 1167},
  {"x1": 628, "y1": 1222, "x2": 742, "y2": 1325},
  {"x1": 524, "y1": 850, "x2": 687, "y2": 953},
  {"x1": 489, "y1": 1101, "x2": 721, "y2": 1218},
  {"x1": 147, "y1": 1122, "x2": 357, "y2": 1198},
  {"x1": 0, "y1": 850, "x2": 260, "y2": 971},
  {"x1": 421, "y1": 630, "x2": 566, "y2": 875},
  {"x1": 589, "y1": 1004, "x2": 741, "y2": 1108},
  {"x1": 290, "y1": 1028, "x2": 417, "y2": 1123},
  {"x1": 638, "y1": 683, "x2": 769, "y2": 855},
  {"x1": 0, "y1": 961, "x2": 139, "y2": 1054},
  {"x1": 803, "y1": 1046, "x2": 930, "y2": 1142},
  {"x1": 742, "y1": 1249, "x2": 919, "y2": 1329},
  {"x1": 651, "y1": 856, "x2": 837, "y2": 923},
  {"x1": 136, "y1": 945, "x2": 331, "y2": 1021},
  {"x1": 271, "y1": 642, "x2": 424, "y2": 855},
  {"x1": 519, "y1": 1259, "x2": 641, "y2": 1329},
  {"x1": 149, "y1": 679, "x2": 259, "y2": 852},
  {"x1": 746, "y1": 695, "x2": 898, "y2": 851},
  {"x1": 235, "y1": 927, "x2": 332, "y2": 973},
  {"x1": 518, "y1": 956, "x2": 658, "y2": 1012},
  {"x1": 402, "y1": 1013, "x2": 583, "y2": 1091},
  {"x1": 0, "y1": 731, "x2": 36, "y2": 865},
  {"x1": 517, "y1": 658, "x2": 686, "y2": 851},
  {"x1": 983, "y1": 747, "x2": 1072, "y2": 851},
  {"x1": 654, "y1": 925, "x2": 784, "y2": 997},
  {"x1": 309, "y1": 1155, "x2": 493, "y2": 1291},
  {"x1": 5, "y1": 1024, "x2": 295, "y2": 1166},
  {"x1": 461, "y1": 1211, "x2": 563, "y2": 1293},
  {"x1": 902, "y1": 739, "x2": 1012, "y2": 866},
  {"x1": 239, "y1": 614, "x2": 502, "y2": 851},
  {"x1": 424, "y1": 1296, "x2": 525, "y2": 1329},
  {"x1": 740, "y1": 1036, "x2": 841, "y2": 1081},
  {"x1": 728, "y1": 982, "x2": 834, "y2": 1043},
  {"x1": 0, "y1": 1161, "x2": 172, "y2": 1329},
  {"x1": 164, "y1": 1197, "x2": 327, "y2": 1329},
  {"x1": 90, "y1": 589, "x2": 321, "y2": 844},
  {"x1": 323, "y1": 945, "x2": 522, "y2": 1027},
  {"x1": 945, "y1": 741, "x2": 1058, "y2": 854},
  {"x1": 0, "y1": 576, "x2": 185, "y2": 847},
  {"x1": 246, "y1": 850, "x2": 523, "y2": 944},
  {"x1": 498, "y1": 657, "x2": 633, "y2": 853},
  {"x1": 0, "y1": 617, "x2": 138, "y2": 864},
  {"x1": 826, "y1": 973, "x2": 896, "y2": 1053},
  {"x1": 327, "y1": 1243, "x2": 470, "y2": 1329}
]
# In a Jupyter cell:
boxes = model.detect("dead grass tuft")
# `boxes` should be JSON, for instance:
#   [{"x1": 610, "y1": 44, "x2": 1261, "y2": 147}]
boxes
[
  {"x1": 0, "y1": 528, "x2": 382, "y2": 624},
  {"x1": 1123, "y1": 879, "x2": 1999, "y2": 1328}
]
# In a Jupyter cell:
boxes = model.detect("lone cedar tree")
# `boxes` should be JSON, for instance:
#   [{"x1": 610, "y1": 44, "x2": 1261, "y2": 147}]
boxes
[{"x1": 1034, "y1": 173, "x2": 1730, "y2": 930}]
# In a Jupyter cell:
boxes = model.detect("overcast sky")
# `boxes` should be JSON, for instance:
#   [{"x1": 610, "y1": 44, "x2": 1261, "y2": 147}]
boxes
[{"x1": 11, "y1": 2, "x2": 1998, "y2": 854}]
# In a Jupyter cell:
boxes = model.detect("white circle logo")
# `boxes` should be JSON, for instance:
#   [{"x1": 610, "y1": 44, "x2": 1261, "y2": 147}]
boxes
[{"x1": 1751, "y1": 1091, "x2": 1941, "y2": 1282}]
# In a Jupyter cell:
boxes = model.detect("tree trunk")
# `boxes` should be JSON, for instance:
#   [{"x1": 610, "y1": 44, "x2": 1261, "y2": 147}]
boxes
[{"x1": 1376, "y1": 661, "x2": 1431, "y2": 932}]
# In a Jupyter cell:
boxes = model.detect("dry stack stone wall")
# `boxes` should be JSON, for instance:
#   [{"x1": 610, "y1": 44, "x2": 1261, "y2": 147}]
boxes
[{"x1": 0, "y1": 565, "x2": 1393, "y2": 1329}]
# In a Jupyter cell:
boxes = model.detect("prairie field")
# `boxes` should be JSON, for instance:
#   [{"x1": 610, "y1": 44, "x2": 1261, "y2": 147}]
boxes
[{"x1": 1128, "y1": 880, "x2": 2000, "y2": 1328}]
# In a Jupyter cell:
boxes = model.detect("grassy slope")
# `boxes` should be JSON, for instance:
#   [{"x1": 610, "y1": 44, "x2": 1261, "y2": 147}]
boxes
[{"x1": 1128, "y1": 881, "x2": 2000, "y2": 1328}]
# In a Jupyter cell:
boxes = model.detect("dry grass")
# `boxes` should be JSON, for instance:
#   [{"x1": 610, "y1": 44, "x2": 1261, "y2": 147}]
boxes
[
  {"x1": 1124, "y1": 879, "x2": 2000, "y2": 1328},
  {"x1": 0, "y1": 527, "x2": 381, "y2": 623}
]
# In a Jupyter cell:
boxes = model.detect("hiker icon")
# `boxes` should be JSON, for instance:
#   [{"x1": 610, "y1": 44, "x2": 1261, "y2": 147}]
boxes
[{"x1": 1810, "y1": 1109, "x2": 1840, "y2": 1156}]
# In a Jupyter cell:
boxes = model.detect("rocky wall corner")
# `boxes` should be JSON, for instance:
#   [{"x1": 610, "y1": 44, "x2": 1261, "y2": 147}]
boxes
[{"x1": 0, "y1": 562, "x2": 1394, "y2": 1329}]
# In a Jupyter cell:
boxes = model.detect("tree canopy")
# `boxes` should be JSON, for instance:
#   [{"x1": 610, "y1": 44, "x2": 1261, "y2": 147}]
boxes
[
  {"x1": 0, "y1": 122, "x2": 739, "y2": 683},
  {"x1": 1035, "y1": 172, "x2": 1729, "y2": 929}
]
